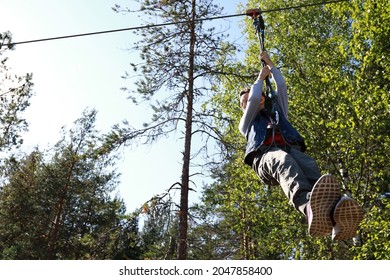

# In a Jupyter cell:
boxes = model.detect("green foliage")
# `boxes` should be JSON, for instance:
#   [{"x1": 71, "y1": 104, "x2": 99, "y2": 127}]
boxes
[
  {"x1": 0, "y1": 32, "x2": 33, "y2": 154},
  {"x1": 2, "y1": 0, "x2": 389, "y2": 260},
  {"x1": 357, "y1": 198, "x2": 390, "y2": 259},
  {"x1": 0, "y1": 109, "x2": 141, "y2": 259},
  {"x1": 194, "y1": 0, "x2": 389, "y2": 259},
  {"x1": 138, "y1": 192, "x2": 179, "y2": 260}
]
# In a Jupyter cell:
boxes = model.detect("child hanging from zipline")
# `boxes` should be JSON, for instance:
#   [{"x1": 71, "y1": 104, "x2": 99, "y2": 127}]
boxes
[{"x1": 238, "y1": 51, "x2": 364, "y2": 240}]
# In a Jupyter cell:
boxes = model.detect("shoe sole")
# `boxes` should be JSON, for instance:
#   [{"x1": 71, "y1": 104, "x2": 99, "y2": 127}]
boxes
[
  {"x1": 309, "y1": 174, "x2": 341, "y2": 237},
  {"x1": 333, "y1": 198, "x2": 364, "y2": 241}
]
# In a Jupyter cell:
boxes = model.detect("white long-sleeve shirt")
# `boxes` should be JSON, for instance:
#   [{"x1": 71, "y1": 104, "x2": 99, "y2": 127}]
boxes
[{"x1": 239, "y1": 67, "x2": 288, "y2": 136}]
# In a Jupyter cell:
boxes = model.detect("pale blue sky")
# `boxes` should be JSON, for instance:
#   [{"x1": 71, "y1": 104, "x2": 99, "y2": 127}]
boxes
[{"x1": 0, "y1": 0, "x2": 245, "y2": 212}]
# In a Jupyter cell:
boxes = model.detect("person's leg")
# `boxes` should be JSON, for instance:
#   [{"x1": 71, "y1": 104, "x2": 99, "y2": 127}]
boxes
[
  {"x1": 256, "y1": 147, "x2": 342, "y2": 238},
  {"x1": 289, "y1": 148, "x2": 321, "y2": 187},
  {"x1": 256, "y1": 147, "x2": 312, "y2": 214}
]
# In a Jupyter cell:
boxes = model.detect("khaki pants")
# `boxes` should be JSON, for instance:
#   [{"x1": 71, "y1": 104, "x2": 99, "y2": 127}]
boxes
[{"x1": 253, "y1": 146, "x2": 321, "y2": 215}]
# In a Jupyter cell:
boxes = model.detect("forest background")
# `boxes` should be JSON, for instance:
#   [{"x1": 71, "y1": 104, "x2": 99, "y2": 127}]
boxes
[{"x1": 0, "y1": 0, "x2": 389, "y2": 260}]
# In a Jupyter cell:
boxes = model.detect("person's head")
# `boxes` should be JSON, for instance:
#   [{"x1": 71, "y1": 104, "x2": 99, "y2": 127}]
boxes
[
  {"x1": 239, "y1": 88, "x2": 250, "y2": 110},
  {"x1": 239, "y1": 88, "x2": 266, "y2": 111}
]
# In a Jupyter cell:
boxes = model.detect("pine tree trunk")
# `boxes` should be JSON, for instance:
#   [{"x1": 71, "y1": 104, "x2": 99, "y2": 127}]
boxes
[{"x1": 178, "y1": 0, "x2": 196, "y2": 260}]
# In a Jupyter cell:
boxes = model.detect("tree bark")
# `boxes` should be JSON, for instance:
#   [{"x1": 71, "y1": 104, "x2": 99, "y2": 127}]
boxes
[{"x1": 178, "y1": 0, "x2": 196, "y2": 260}]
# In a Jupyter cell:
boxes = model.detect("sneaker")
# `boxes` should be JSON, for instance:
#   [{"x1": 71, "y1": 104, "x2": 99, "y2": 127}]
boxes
[
  {"x1": 332, "y1": 195, "x2": 364, "y2": 241},
  {"x1": 307, "y1": 174, "x2": 341, "y2": 237}
]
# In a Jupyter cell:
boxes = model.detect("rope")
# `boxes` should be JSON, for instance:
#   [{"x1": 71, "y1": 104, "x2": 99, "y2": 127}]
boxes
[{"x1": 1, "y1": 0, "x2": 348, "y2": 48}]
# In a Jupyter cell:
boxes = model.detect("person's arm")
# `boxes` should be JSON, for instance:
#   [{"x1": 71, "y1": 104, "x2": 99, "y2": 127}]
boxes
[
  {"x1": 239, "y1": 66, "x2": 270, "y2": 135},
  {"x1": 261, "y1": 51, "x2": 288, "y2": 119},
  {"x1": 270, "y1": 67, "x2": 288, "y2": 119}
]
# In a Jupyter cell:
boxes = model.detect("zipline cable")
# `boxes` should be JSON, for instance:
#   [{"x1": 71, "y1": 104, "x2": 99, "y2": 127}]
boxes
[{"x1": 1, "y1": 0, "x2": 348, "y2": 48}]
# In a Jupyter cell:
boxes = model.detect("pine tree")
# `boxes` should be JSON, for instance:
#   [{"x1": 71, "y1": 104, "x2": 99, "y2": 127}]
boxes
[
  {"x1": 110, "y1": 0, "x2": 236, "y2": 259},
  {"x1": 0, "y1": 32, "x2": 33, "y2": 154},
  {"x1": 0, "y1": 109, "x2": 137, "y2": 259}
]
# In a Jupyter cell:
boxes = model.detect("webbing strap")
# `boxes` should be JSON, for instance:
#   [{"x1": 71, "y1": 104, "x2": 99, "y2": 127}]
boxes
[{"x1": 251, "y1": 12, "x2": 279, "y2": 125}]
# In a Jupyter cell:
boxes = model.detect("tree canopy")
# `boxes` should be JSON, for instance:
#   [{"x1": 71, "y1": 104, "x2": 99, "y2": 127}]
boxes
[
  {"x1": 198, "y1": 0, "x2": 389, "y2": 260},
  {"x1": 0, "y1": 0, "x2": 388, "y2": 260}
]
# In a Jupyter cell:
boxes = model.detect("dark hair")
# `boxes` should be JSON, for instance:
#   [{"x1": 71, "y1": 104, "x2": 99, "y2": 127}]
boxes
[
  {"x1": 239, "y1": 88, "x2": 267, "y2": 98},
  {"x1": 239, "y1": 88, "x2": 250, "y2": 98}
]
